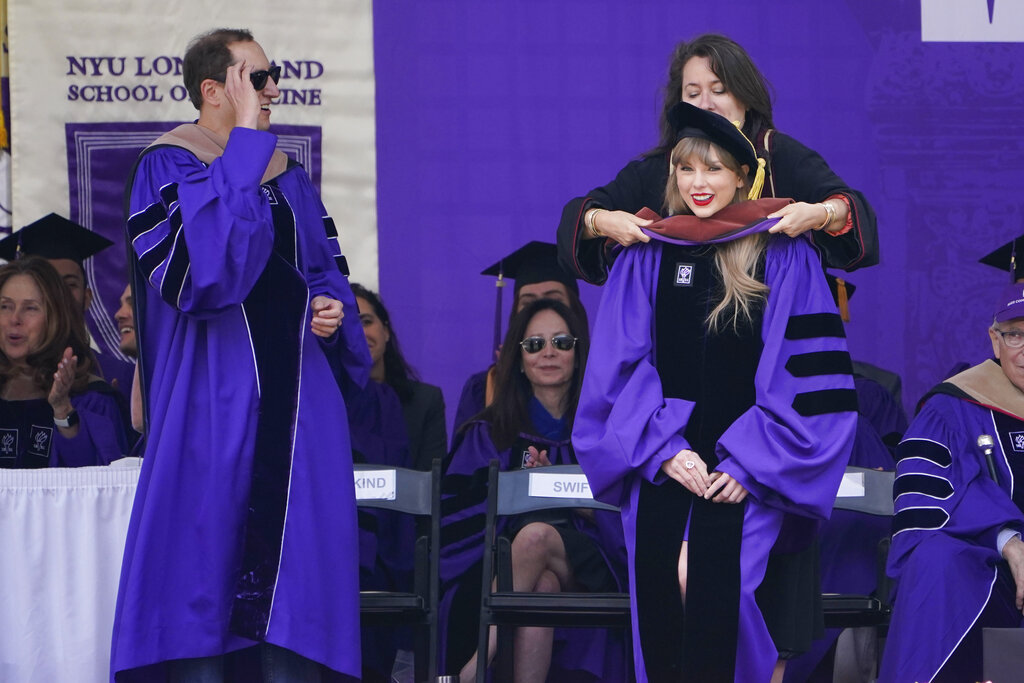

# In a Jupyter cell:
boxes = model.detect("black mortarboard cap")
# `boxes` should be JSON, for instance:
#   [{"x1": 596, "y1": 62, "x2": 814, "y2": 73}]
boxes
[
  {"x1": 480, "y1": 241, "x2": 579, "y2": 297},
  {"x1": 979, "y1": 234, "x2": 1024, "y2": 282},
  {"x1": 666, "y1": 101, "x2": 766, "y2": 200},
  {"x1": 480, "y1": 241, "x2": 579, "y2": 355},
  {"x1": 0, "y1": 213, "x2": 114, "y2": 266}
]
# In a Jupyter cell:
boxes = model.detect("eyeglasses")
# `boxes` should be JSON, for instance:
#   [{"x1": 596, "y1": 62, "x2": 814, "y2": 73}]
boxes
[
  {"x1": 519, "y1": 334, "x2": 577, "y2": 354},
  {"x1": 995, "y1": 328, "x2": 1024, "y2": 349},
  {"x1": 249, "y1": 65, "x2": 282, "y2": 91}
]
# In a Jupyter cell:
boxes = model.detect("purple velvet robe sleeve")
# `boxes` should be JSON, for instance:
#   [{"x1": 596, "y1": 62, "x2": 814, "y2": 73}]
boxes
[
  {"x1": 440, "y1": 421, "x2": 509, "y2": 585},
  {"x1": 126, "y1": 128, "x2": 277, "y2": 317},
  {"x1": 879, "y1": 394, "x2": 1024, "y2": 683},
  {"x1": 572, "y1": 241, "x2": 696, "y2": 506},
  {"x1": 286, "y1": 169, "x2": 371, "y2": 388},
  {"x1": 887, "y1": 394, "x2": 1024, "y2": 576},
  {"x1": 51, "y1": 389, "x2": 129, "y2": 467},
  {"x1": 714, "y1": 236, "x2": 857, "y2": 520}
]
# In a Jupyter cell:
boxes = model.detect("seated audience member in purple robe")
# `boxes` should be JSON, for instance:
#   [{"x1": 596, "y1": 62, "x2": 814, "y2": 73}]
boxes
[
  {"x1": 784, "y1": 386, "x2": 906, "y2": 682},
  {"x1": 879, "y1": 283, "x2": 1024, "y2": 683},
  {"x1": 573, "y1": 102, "x2": 857, "y2": 683},
  {"x1": 451, "y1": 242, "x2": 587, "y2": 440},
  {"x1": 441, "y1": 298, "x2": 628, "y2": 683},
  {"x1": 111, "y1": 28, "x2": 371, "y2": 682},
  {"x1": 0, "y1": 257, "x2": 129, "y2": 468},
  {"x1": 782, "y1": 282, "x2": 908, "y2": 683},
  {"x1": 352, "y1": 283, "x2": 447, "y2": 472},
  {"x1": 0, "y1": 214, "x2": 137, "y2": 410},
  {"x1": 346, "y1": 283, "x2": 446, "y2": 682}
]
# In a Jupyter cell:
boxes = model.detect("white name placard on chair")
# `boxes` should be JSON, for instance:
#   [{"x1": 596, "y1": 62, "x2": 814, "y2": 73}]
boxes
[
  {"x1": 354, "y1": 469, "x2": 397, "y2": 501},
  {"x1": 528, "y1": 471, "x2": 594, "y2": 499},
  {"x1": 836, "y1": 470, "x2": 865, "y2": 498}
]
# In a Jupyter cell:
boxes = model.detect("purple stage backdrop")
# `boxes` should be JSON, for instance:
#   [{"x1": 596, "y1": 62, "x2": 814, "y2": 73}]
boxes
[{"x1": 371, "y1": 0, "x2": 1024, "y2": 433}]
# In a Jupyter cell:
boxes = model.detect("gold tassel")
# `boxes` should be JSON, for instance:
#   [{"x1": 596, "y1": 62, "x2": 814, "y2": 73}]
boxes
[
  {"x1": 836, "y1": 277, "x2": 850, "y2": 323},
  {"x1": 484, "y1": 365, "x2": 497, "y2": 408},
  {"x1": 747, "y1": 158, "x2": 766, "y2": 200},
  {"x1": 732, "y1": 120, "x2": 766, "y2": 201}
]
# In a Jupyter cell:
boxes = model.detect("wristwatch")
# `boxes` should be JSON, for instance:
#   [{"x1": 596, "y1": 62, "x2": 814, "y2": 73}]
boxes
[{"x1": 54, "y1": 410, "x2": 79, "y2": 429}]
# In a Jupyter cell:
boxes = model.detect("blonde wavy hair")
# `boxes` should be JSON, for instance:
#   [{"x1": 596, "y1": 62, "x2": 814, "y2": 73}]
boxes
[{"x1": 665, "y1": 137, "x2": 769, "y2": 332}]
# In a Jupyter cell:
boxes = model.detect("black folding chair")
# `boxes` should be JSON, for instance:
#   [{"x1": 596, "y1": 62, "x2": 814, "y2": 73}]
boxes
[
  {"x1": 475, "y1": 460, "x2": 631, "y2": 683},
  {"x1": 820, "y1": 466, "x2": 895, "y2": 676},
  {"x1": 355, "y1": 459, "x2": 440, "y2": 683}
]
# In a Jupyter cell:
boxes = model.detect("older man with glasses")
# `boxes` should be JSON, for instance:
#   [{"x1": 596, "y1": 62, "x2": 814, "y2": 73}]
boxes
[
  {"x1": 880, "y1": 282, "x2": 1024, "y2": 683},
  {"x1": 110, "y1": 27, "x2": 371, "y2": 682}
]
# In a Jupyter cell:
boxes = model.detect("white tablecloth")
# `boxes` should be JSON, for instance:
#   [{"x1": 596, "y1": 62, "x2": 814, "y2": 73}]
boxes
[{"x1": 0, "y1": 459, "x2": 140, "y2": 683}]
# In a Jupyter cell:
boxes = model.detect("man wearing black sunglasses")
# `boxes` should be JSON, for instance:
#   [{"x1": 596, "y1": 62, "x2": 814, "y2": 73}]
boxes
[{"x1": 113, "y1": 28, "x2": 370, "y2": 683}]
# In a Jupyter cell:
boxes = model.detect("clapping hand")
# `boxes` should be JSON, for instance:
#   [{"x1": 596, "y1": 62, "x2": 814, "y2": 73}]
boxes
[
  {"x1": 523, "y1": 446, "x2": 551, "y2": 468},
  {"x1": 48, "y1": 347, "x2": 77, "y2": 423}
]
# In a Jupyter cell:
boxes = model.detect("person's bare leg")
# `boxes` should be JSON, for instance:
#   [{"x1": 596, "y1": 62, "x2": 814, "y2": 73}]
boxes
[
  {"x1": 458, "y1": 626, "x2": 496, "y2": 683},
  {"x1": 459, "y1": 523, "x2": 573, "y2": 683},
  {"x1": 510, "y1": 523, "x2": 574, "y2": 683},
  {"x1": 771, "y1": 658, "x2": 786, "y2": 683},
  {"x1": 513, "y1": 570, "x2": 561, "y2": 683},
  {"x1": 510, "y1": 522, "x2": 573, "y2": 592},
  {"x1": 677, "y1": 540, "x2": 688, "y2": 604}
]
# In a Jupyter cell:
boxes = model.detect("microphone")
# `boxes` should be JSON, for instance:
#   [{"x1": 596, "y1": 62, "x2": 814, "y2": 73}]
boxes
[{"x1": 977, "y1": 434, "x2": 999, "y2": 484}]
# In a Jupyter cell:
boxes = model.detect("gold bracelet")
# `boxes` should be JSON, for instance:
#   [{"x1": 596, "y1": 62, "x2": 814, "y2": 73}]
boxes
[
  {"x1": 815, "y1": 202, "x2": 835, "y2": 231},
  {"x1": 585, "y1": 208, "x2": 604, "y2": 237}
]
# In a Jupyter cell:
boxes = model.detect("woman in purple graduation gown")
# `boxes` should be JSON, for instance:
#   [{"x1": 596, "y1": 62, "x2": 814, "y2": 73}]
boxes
[
  {"x1": 0, "y1": 256, "x2": 128, "y2": 468},
  {"x1": 440, "y1": 298, "x2": 627, "y2": 683},
  {"x1": 346, "y1": 283, "x2": 447, "y2": 682},
  {"x1": 573, "y1": 103, "x2": 857, "y2": 683}
]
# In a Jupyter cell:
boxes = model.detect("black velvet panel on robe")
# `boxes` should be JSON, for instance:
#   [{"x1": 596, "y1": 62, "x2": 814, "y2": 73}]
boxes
[
  {"x1": 229, "y1": 182, "x2": 306, "y2": 641},
  {"x1": 634, "y1": 243, "x2": 764, "y2": 682}
]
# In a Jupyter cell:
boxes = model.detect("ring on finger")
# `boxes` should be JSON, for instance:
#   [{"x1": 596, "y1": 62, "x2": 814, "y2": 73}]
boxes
[{"x1": 684, "y1": 460, "x2": 695, "y2": 470}]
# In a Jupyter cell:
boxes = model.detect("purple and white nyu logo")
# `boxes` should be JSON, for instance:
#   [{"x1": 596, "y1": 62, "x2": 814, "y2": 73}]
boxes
[
  {"x1": 675, "y1": 263, "x2": 694, "y2": 287},
  {"x1": 922, "y1": 0, "x2": 1024, "y2": 42},
  {"x1": 1011, "y1": 431, "x2": 1024, "y2": 453}
]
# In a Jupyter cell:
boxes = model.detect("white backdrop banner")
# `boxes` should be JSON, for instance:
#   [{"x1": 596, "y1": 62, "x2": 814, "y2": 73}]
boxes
[{"x1": 7, "y1": 0, "x2": 378, "y2": 339}]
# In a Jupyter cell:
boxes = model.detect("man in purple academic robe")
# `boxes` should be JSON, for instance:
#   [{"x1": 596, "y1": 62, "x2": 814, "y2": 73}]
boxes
[
  {"x1": 879, "y1": 283, "x2": 1024, "y2": 683},
  {"x1": 110, "y1": 28, "x2": 371, "y2": 681}
]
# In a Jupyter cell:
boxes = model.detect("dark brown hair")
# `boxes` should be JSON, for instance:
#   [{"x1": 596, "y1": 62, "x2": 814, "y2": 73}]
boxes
[
  {"x1": 654, "y1": 34, "x2": 775, "y2": 154},
  {"x1": 351, "y1": 283, "x2": 420, "y2": 402},
  {"x1": 485, "y1": 299, "x2": 589, "y2": 450},
  {"x1": 182, "y1": 28, "x2": 255, "y2": 110},
  {"x1": 0, "y1": 256, "x2": 94, "y2": 394}
]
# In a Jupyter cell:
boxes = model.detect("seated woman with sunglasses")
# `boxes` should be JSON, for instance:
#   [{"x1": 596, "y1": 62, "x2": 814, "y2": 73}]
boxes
[
  {"x1": 573, "y1": 103, "x2": 858, "y2": 682},
  {"x1": 439, "y1": 298, "x2": 628, "y2": 683}
]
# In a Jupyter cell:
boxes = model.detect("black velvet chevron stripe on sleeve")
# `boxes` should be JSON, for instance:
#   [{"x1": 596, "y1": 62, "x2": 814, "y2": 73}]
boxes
[
  {"x1": 896, "y1": 439, "x2": 953, "y2": 468},
  {"x1": 128, "y1": 183, "x2": 191, "y2": 308},
  {"x1": 893, "y1": 473, "x2": 955, "y2": 500},
  {"x1": 791, "y1": 388, "x2": 859, "y2": 416},
  {"x1": 784, "y1": 312, "x2": 847, "y2": 340},
  {"x1": 440, "y1": 513, "x2": 486, "y2": 547},
  {"x1": 321, "y1": 216, "x2": 350, "y2": 275},
  {"x1": 893, "y1": 506, "x2": 950, "y2": 534},
  {"x1": 440, "y1": 468, "x2": 490, "y2": 514},
  {"x1": 785, "y1": 350, "x2": 855, "y2": 378}
]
